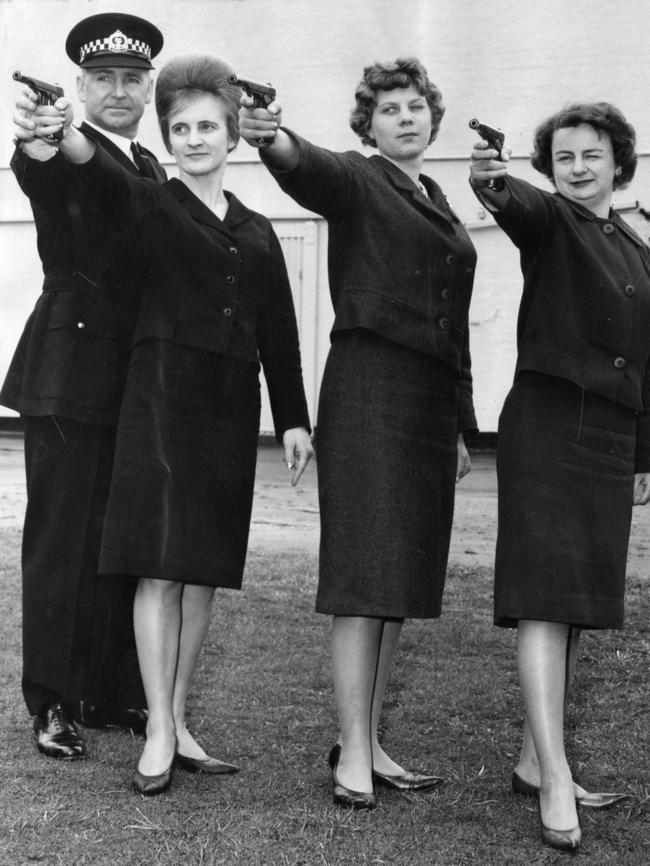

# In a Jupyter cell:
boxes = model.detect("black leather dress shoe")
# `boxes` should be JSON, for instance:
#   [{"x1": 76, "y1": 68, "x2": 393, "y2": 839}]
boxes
[
  {"x1": 132, "y1": 765, "x2": 173, "y2": 796},
  {"x1": 328, "y1": 744, "x2": 377, "y2": 810},
  {"x1": 372, "y1": 769, "x2": 443, "y2": 792},
  {"x1": 175, "y1": 752, "x2": 239, "y2": 774},
  {"x1": 512, "y1": 771, "x2": 628, "y2": 809},
  {"x1": 33, "y1": 702, "x2": 86, "y2": 759}
]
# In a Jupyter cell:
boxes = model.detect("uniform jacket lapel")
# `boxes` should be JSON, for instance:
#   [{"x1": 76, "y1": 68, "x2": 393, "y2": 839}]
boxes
[
  {"x1": 79, "y1": 121, "x2": 139, "y2": 174},
  {"x1": 79, "y1": 122, "x2": 167, "y2": 182}
]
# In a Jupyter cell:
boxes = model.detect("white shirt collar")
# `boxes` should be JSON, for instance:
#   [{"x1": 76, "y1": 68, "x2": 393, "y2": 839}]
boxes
[{"x1": 82, "y1": 119, "x2": 137, "y2": 161}]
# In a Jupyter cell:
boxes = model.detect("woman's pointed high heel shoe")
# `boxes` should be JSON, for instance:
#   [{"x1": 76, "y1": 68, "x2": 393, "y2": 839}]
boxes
[
  {"x1": 175, "y1": 752, "x2": 239, "y2": 774},
  {"x1": 372, "y1": 768, "x2": 443, "y2": 792},
  {"x1": 512, "y1": 770, "x2": 539, "y2": 797},
  {"x1": 328, "y1": 744, "x2": 377, "y2": 811},
  {"x1": 540, "y1": 821, "x2": 581, "y2": 852},
  {"x1": 513, "y1": 770, "x2": 628, "y2": 809},
  {"x1": 132, "y1": 764, "x2": 173, "y2": 796},
  {"x1": 538, "y1": 792, "x2": 581, "y2": 852},
  {"x1": 539, "y1": 804, "x2": 581, "y2": 852}
]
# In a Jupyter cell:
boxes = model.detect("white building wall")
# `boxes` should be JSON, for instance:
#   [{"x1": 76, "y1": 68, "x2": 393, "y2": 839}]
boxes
[{"x1": 3, "y1": 0, "x2": 650, "y2": 431}]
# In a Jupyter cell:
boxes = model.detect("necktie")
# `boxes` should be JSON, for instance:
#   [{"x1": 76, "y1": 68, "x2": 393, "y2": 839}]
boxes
[{"x1": 130, "y1": 141, "x2": 157, "y2": 179}]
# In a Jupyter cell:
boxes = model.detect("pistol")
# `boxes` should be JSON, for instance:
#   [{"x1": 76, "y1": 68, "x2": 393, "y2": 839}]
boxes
[
  {"x1": 469, "y1": 118, "x2": 505, "y2": 191},
  {"x1": 229, "y1": 74, "x2": 277, "y2": 147},
  {"x1": 13, "y1": 71, "x2": 65, "y2": 142},
  {"x1": 228, "y1": 74, "x2": 276, "y2": 107}
]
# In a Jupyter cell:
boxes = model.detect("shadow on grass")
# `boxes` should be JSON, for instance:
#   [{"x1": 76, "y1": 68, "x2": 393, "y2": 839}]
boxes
[{"x1": 0, "y1": 530, "x2": 648, "y2": 865}]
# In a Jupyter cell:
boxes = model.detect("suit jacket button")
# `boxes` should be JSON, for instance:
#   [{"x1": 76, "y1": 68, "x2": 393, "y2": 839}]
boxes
[
  {"x1": 229, "y1": 246, "x2": 238, "y2": 255},
  {"x1": 77, "y1": 322, "x2": 85, "y2": 329},
  {"x1": 441, "y1": 289, "x2": 451, "y2": 301},
  {"x1": 624, "y1": 284, "x2": 636, "y2": 297},
  {"x1": 223, "y1": 307, "x2": 233, "y2": 317},
  {"x1": 445, "y1": 254, "x2": 455, "y2": 265},
  {"x1": 614, "y1": 356, "x2": 626, "y2": 369},
  {"x1": 603, "y1": 223, "x2": 614, "y2": 235},
  {"x1": 226, "y1": 275, "x2": 235, "y2": 284},
  {"x1": 439, "y1": 317, "x2": 450, "y2": 330}
]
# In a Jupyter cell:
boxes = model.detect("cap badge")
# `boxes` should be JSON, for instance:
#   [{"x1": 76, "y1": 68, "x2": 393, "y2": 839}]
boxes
[
  {"x1": 108, "y1": 30, "x2": 128, "y2": 51},
  {"x1": 79, "y1": 29, "x2": 152, "y2": 63}
]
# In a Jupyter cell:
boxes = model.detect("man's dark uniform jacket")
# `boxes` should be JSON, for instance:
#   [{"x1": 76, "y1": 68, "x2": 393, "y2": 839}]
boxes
[{"x1": 2, "y1": 123, "x2": 166, "y2": 722}]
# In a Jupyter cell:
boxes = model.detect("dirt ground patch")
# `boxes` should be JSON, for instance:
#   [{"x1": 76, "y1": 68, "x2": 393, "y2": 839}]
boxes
[{"x1": 1, "y1": 436, "x2": 649, "y2": 576}]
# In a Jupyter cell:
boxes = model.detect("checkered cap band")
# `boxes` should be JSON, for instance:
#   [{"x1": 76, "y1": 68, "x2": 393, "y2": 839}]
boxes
[{"x1": 79, "y1": 29, "x2": 151, "y2": 63}]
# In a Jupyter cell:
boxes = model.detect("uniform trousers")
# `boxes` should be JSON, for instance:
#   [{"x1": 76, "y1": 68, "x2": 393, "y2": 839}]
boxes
[{"x1": 21, "y1": 415, "x2": 144, "y2": 719}]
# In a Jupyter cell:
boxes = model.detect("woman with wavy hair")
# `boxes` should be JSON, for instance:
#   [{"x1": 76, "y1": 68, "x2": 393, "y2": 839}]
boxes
[
  {"x1": 240, "y1": 58, "x2": 477, "y2": 809},
  {"x1": 470, "y1": 102, "x2": 650, "y2": 850}
]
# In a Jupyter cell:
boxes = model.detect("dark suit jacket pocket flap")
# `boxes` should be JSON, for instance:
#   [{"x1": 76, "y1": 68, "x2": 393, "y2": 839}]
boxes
[{"x1": 47, "y1": 291, "x2": 118, "y2": 339}]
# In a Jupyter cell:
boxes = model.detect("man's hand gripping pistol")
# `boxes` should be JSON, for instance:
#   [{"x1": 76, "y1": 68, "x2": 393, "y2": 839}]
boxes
[{"x1": 13, "y1": 71, "x2": 65, "y2": 143}]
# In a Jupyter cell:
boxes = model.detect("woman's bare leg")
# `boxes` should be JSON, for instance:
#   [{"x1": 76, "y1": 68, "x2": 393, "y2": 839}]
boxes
[
  {"x1": 517, "y1": 620, "x2": 579, "y2": 834},
  {"x1": 172, "y1": 584, "x2": 216, "y2": 759},
  {"x1": 369, "y1": 619, "x2": 405, "y2": 775},
  {"x1": 133, "y1": 577, "x2": 183, "y2": 775},
  {"x1": 331, "y1": 615, "x2": 386, "y2": 793},
  {"x1": 516, "y1": 626, "x2": 580, "y2": 789}
]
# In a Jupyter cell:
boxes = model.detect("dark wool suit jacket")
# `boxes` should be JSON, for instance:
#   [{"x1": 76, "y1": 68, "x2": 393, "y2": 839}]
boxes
[
  {"x1": 70, "y1": 146, "x2": 310, "y2": 441},
  {"x1": 1, "y1": 123, "x2": 166, "y2": 425},
  {"x1": 477, "y1": 175, "x2": 650, "y2": 470},
  {"x1": 264, "y1": 131, "x2": 478, "y2": 434}
]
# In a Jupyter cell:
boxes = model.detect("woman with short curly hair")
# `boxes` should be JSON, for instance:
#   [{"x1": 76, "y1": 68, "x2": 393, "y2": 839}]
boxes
[
  {"x1": 349, "y1": 57, "x2": 445, "y2": 146},
  {"x1": 240, "y1": 57, "x2": 478, "y2": 809},
  {"x1": 470, "y1": 103, "x2": 650, "y2": 851},
  {"x1": 530, "y1": 101, "x2": 637, "y2": 187}
]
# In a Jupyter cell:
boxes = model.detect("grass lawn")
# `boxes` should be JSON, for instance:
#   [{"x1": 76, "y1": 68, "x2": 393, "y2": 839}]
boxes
[{"x1": 0, "y1": 527, "x2": 649, "y2": 865}]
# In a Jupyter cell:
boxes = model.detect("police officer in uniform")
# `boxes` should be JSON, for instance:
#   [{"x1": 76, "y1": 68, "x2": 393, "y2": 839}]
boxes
[{"x1": 6, "y1": 12, "x2": 166, "y2": 759}]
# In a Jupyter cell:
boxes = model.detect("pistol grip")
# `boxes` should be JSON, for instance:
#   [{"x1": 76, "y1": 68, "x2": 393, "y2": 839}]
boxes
[
  {"x1": 35, "y1": 92, "x2": 64, "y2": 143},
  {"x1": 253, "y1": 95, "x2": 273, "y2": 147}
]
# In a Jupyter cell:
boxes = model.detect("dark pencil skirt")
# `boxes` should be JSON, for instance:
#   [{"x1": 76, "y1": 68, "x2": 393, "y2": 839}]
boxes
[
  {"x1": 99, "y1": 339, "x2": 261, "y2": 587},
  {"x1": 495, "y1": 371, "x2": 636, "y2": 630},
  {"x1": 315, "y1": 329, "x2": 459, "y2": 618}
]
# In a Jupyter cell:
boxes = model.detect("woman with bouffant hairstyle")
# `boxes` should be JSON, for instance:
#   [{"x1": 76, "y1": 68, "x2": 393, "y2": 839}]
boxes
[
  {"x1": 32, "y1": 54, "x2": 313, "y2": 795},
  {"x1": 240, "y1": 57, "x2": 478, "y2": 809},
  {"x1": 470, "y1": 102, "x2": 650, "y2": 851},
  {"x1": 155, "y1": 54, "x2": 241, "y2": 152}
]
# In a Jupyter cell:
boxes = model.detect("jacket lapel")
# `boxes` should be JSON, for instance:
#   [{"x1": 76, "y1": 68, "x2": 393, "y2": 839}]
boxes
[
  {"x1": 164, "y1": 179, "x2": 251, "y2": 240},
  {"x1": 370, "y1": 154, "x2": 458, "y2": 226}
]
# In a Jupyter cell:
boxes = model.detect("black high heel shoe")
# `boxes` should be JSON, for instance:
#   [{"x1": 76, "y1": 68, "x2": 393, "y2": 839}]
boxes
[
  {"x1": 372, "y1": 768, "x2": 443, "y2": 792},
  {"x1": 132, "y1": 764, "x2": 173, "y2": 796},
  {"x1": 539, "y1": 802, "x2": 581, "y2": 852},
  {"x1": 513, "y1": 770, "x2": 628, "y2": 809},
  {"x1": 328, "y1": 744, "x2": 377, "y2": 811},
  {"x1": 175, "y1": 752, "x2": 239, "y2": 774}
]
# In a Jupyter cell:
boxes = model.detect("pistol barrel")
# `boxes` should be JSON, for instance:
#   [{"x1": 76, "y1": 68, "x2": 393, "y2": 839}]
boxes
[
  {"x1": 229, "y1": 74, "x2": 276, "y2": 107},
  {"x1": 13, "y1": 71, "x2": 64, "y2": 101}
]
